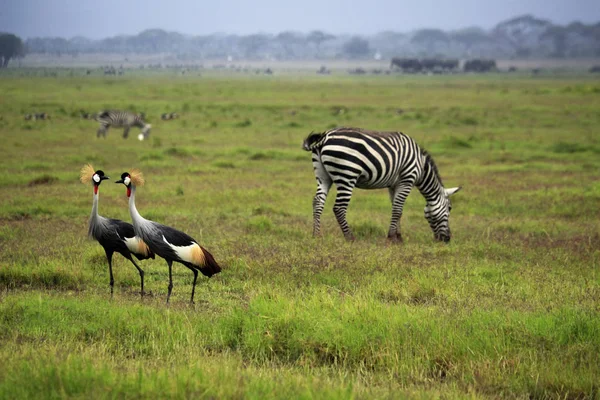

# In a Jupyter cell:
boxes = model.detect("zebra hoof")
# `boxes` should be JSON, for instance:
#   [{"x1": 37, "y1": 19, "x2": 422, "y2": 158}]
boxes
[{"x1": 387, "y1": 234, "x2": 403, "y2": 243}]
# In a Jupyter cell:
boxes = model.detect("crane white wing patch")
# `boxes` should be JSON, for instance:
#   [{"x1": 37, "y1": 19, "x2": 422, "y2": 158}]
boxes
[
  {"x1": 162, "y1": 236, "x2": 205, "y2": 266},
  {"x1": 124, "y1": 236, "x2": 151, "y2": 256}
]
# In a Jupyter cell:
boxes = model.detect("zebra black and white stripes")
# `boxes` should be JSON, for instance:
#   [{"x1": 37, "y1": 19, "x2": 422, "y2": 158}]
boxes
[
  {"x1": 303, "y1": 127, "x2": 461, "y2": 242},
  {"x1": 95, "y1": 110, "x2": 151, "y2": 139}
]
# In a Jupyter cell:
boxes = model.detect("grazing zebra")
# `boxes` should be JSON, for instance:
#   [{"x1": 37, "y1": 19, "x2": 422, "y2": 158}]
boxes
[
  {"x1": 303, "y1": 127, "x2": 461, "y2": 242},
  {"x1": 24, "y1": 113, "x2": 50, "y2": 120},
  {"x1": 95, "y1": 110, "x2": 151, "y2": 139},
  {"x1": 161, "y1": 112, "x2": 179, "y2": 120},
  {"x1": 81, "y1": 111, "x2": 94, "y2": 120}
]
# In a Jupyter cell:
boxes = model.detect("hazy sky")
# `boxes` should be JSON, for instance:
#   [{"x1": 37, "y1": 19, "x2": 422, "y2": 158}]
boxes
[{"x1": 2, "y1": 0, "x2": 599, "y2": 39}]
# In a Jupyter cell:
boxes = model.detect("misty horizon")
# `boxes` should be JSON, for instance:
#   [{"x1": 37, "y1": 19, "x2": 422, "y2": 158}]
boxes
[{"x1": 2, "y1": 0, "x2": 599, "y2": 40}]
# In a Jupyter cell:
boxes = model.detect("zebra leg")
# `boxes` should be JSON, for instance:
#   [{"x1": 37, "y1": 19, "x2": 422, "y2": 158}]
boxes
[
  {"x1": 333, "y1": 180, "x2": 356, "y2": 241},
  {"x1": 312, "y1": 181, "x2": 332, "y2": 237},
  {"x1": 122, "y1": 126, "x2": 130, "y2": 139},
  {"x1": 97, "y1": 124, "x2": 109, "y2": 138},
  {"x1": 387, "y1": 184, "x2": 413, "y2": 242},
  {"x1": 312, "y1": 153, "x2": 332, "y2": 237}
]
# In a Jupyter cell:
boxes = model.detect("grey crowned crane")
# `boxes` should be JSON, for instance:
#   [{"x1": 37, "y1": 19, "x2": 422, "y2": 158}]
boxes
[
  {"x1": 80, "y1": 164, "x2": 154, "y2": 298},
  {"x1": 115, "y1": 170, "x2": 221, "y2": 304}
]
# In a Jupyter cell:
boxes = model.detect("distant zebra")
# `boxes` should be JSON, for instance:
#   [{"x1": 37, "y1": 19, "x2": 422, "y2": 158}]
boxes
[
  {"x1": 161, "y1": 112, "x2": 179, "y2": 120},
  {"x1": 303, "y1": 127, "x2": 461, "y2": 242},
  {"x1": 24, "y1": 113, "x2": 50, "y2": 120},
  {"x1": 95, "y1": 110, "x2": 151, "y2": 139}
]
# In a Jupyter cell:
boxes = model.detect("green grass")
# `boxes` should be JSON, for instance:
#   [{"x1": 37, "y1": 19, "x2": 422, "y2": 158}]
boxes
[{"x1": 0, "y1": 71, "x2": 599, "y2": 399}]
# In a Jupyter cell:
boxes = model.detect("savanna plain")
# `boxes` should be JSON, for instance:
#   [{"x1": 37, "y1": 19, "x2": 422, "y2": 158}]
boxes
[{"x1": 0, "y1": 70, "x2": 599, "y2": 399}]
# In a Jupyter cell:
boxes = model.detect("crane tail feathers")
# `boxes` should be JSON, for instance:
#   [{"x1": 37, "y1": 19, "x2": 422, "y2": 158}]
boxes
[{"x1": 197, "y1": 245, "x2": 221, "y2": 277}]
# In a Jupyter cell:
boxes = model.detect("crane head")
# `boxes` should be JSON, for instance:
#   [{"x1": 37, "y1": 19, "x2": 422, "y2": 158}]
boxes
[
  {"x1": 80, "y1": 164, "x2": 109, "y2": 194},
  {"x1": 116, "y1": 172, "x2": 132, "y2": 197},
  {"x1": 93, "y1": 170, "x2": 109, "y2": 194},
  {"x1": 116, "y1": 169, "x2": 144, "y2": 198}
]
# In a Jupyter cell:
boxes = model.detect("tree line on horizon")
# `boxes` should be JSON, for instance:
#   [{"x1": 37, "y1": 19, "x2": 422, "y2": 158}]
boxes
[{"x1": 2, "y1": 15, "x2": 599, "y2": 67}]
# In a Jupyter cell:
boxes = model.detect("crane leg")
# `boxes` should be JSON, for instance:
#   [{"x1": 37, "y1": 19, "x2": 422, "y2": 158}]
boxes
[
  {"x1": 127, "y1": 256, "x2": 145, "y2": 297},
  {"x1": 105, "y1": 250, "x2": 115, "y2": 299},
  {"x1": 166, "y1": 260, "x2": 173, "y2": 304},
  {"x1": 182, "y1": 265, "x2": 199, "y2": 304}
]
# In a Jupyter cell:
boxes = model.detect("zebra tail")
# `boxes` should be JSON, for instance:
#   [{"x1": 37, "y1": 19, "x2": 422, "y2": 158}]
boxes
[
  {"x1": 198, "y1": 246, "x2": 222, "y2": 277},
  {"x1": 302, "y1": 131, "x2": 326, "y2": 151}
]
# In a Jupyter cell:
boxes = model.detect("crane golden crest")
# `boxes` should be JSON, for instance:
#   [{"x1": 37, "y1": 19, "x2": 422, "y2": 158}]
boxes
[
  {"x1": 79, "y1": 164, "x2": 96, "y2": 185},
  {"x1": 129, "y1": 168, "x2": 145, "y2": 187}
]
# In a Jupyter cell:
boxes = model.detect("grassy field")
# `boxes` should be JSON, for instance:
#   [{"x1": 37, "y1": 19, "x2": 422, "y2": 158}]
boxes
[{"x1": 0, "y1": 71, "x2": 599, "y2": 399}]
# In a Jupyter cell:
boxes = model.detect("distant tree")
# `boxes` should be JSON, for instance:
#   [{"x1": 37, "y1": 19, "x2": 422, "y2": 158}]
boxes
[
  {"x1": 307, "y1": 30, "x2": 335, "y2": 47},
  {"x1": 450, "y1": 28, "x2": 491, "y2": 55},
  {"x1": 343, "y1": 36, "x2": 371, "y2": 58},
  {"x1": 411, "y1": 29, "x2": 449, "y2": 55},
  {"x1": 541, "y1": 26, "x2": 567, "y2": 58},
  {"x1": 0, "y1": 33, "x2": 25, "y2": 67},
  {"x1": 277, "y1": 31, "x2": 304, "y2": 43},
  {"x1": 307, "y1": 30, "x2": 335, "y2": 58},
  {"x1": 239, "y1": 34, "x2": 270, "y2": 58},
  {"x1": 276, "y1": 31, "x2": 305, "y2": 58}
]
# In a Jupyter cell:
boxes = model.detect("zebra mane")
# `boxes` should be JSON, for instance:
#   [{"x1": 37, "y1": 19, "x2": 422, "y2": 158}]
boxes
[
  {"x1": 422, "y1": 150, "x2": 443, "y2": 186},
  {"x1": 302, "y1": 131, "x2": 327, "y2": 151}
]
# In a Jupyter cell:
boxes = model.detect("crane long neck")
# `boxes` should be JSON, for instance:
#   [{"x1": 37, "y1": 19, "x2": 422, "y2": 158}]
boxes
[
  {"x1": 128, "y1": 185, "x2": 145, "y2": 227},
  {"x1": 128, "y1": 185, "x2": 157, "y2": 241},
  {"x1": 88, "y1": 188, "x2": 101, "y2": 238},
  {"x1": 91, "y1": 191, "x2": 99, "y2": 219}
]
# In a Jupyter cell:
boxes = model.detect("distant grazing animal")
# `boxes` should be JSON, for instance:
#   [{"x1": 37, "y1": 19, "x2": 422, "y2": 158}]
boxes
[
  {"x1": 24, "y1": 113, "x2": 50, "y2": 120},
  {"x1": 81, "y1": 111, "x2": 96, "y2": 120},
  {"x1": 161, "y1": 112, "x2": 179, "y2": 120},
  {"x1": 463, "y1": 59, "x2": 497, "y2": 73},
  {"x1": 80, "y1": 164, "x2": 154, "y2": 298},
  {"x1": 390, "y1": 58, "x2": 459, "y2": 73},
  {"x1": 95, "y1": 110, "x2": 151, "y2": 139},
  {"x1": 116, "y1": 170, "x2": 221, "y2": 304},
  {"x1": 390, "y1": 58, "x2": 422, "y2": 73},
  {"x1": 316, "y1": 66, "x2": 331, "y2": 75},
  {"x1": 303, "y1": 127, "x2": 461, "y2": 242}
]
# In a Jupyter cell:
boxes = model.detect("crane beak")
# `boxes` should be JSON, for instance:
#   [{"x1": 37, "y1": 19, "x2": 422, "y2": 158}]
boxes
[
  {"x1": 115, "y1": 179, "x2": 124, "y2": 184},
  {"x1": 101, "y1": 176, "x2": 110, "y2": 181}
]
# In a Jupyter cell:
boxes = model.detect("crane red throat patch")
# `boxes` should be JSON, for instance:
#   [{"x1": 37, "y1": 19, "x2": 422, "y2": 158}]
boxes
[
  {"x1": 94, "y1": 185, "x2": 99, "y2": 195},
  {"x1": 127, "y1": 187, "x2": 131, "y2": 197}
]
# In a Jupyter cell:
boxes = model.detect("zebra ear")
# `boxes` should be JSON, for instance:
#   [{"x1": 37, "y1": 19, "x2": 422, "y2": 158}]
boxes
[{"x1": 445, "y1": 187, "x2": 462, "y2": 197}]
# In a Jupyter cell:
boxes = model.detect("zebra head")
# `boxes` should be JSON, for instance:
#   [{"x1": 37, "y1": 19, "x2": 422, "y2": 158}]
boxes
[
  {"x1": 141, "y1": 124, "x2": 151, "y2": 139},
  {"x1": 424, "y1": 186, "x2": 461, "y2": 242}
]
